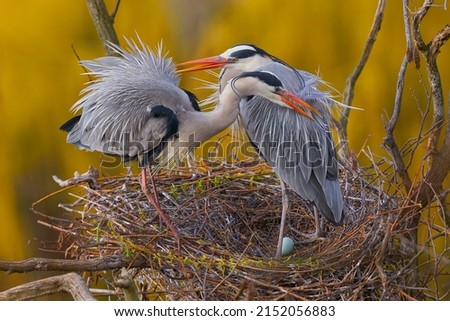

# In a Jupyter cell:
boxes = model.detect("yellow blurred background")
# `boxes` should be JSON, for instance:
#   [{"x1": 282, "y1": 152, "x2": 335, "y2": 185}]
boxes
[{"x1": 0, "y1": 0, "x2": 448, "y2": 293}]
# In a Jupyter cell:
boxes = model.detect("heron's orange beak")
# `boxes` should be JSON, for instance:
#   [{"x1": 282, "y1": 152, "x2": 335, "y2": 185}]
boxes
[
  {"x1": 278, "y1": 89, "x2": 320, "y2": 120},
  {"x1": 177, "y1": 56, "x2": 233, "y2": 73}
]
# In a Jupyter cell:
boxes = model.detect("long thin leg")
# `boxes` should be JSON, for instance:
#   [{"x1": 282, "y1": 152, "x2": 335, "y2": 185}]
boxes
[
  {"x1": 313, "y1": 206, "x2": 322, "y2": 238},
  {"x1": 120, "y1": 163, "x2": 133, "y2": 191},
  {"x1": 186, "y1": 151, "x2": 198, "y2": 179},
  {"x1": 141, "y1": 168, "x2": 181, "y2": 246},
  {"x1": 276, "y1": 179, "x2": 289, "y2": 258}
]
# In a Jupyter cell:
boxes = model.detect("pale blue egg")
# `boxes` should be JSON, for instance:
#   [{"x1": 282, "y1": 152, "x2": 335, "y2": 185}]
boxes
[{"x1": 281, "y1": 236, "x2": 295, "y2": 256}]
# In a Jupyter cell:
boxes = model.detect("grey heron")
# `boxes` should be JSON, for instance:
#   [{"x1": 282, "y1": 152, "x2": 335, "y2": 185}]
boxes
[
  {"x1": 60, "y1": 39, "x2": 315, "y2": 245},
  {"x1": 178, "y1": 44, "x2": 344, "y2": 257}
]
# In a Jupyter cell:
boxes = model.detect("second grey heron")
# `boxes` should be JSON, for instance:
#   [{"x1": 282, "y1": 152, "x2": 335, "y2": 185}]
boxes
[
  {"x1": 178, "y1": 44, "x2": 344, "y2": 257},
  {"x1": 60, "y1": 39, "x2": 315, "y2": 245}
]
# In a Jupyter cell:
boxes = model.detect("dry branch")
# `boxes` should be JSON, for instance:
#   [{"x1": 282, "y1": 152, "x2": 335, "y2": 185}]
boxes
[
  {"x1": 384, "y1": 0, "x2": 450, "y2": 221},
  {"x1": 383, "y1": 0, "x2": 413, "y2": 191},
  {"x1": 409, "y1": 1, "x2": 450, "y2": 216},
  {"x1": 0, "y1": 255, "x2": 148, "y2": 273},
  {"x1": 52, "y1": 166, "x2": 99, "y2": 189},
  {"x1": 85, "y1": 0, "x2": 120, "y2": 55},
  {"x1": 0, "y1": 273, "x2": 95, "y2": 301},
  {"x1": 337, "y1": 0, "x2": 386, "y2": 160}
]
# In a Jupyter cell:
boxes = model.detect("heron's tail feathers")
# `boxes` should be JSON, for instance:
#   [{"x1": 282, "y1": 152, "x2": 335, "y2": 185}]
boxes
[{"x1": 314, "y1": 179, "x2": 344, "y2": 225}]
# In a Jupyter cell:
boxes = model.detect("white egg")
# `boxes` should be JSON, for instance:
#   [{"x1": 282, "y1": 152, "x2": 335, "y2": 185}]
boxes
[{"x1": 281, "y1": 236, "x2": 295, "y2": 256}]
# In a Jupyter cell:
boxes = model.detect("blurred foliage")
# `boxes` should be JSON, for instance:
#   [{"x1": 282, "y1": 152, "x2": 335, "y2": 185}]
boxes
[{"x1": 0, "y1": 0, "x2": 448, "y2": 293}]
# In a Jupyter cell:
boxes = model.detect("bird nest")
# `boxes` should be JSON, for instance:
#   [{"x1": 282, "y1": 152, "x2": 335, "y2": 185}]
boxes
[{"x1": 33, "y1": 157, "x2": 432, "y2": 301}]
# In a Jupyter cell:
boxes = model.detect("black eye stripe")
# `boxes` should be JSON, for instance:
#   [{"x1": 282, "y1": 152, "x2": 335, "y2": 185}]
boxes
[
  {"x1": 239, "y1": 71, "x2": 282, "y2": 88},
  {"x1": 230, "y1": 49, "x2": 258, "y2": 59}
]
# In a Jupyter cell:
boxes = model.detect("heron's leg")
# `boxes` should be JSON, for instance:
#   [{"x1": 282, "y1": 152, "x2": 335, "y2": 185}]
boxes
[
  {"x1": 120, "y1": 163, "x2": 133, "y2": 191},
  {"x1": 186, "y1": 151, "x2": 198, "y2": 179},
  {"x1": 276, "y1": 179, "x2": 289, "y2": 258},
  {"x1": 140, "y1": 168, "x2": 181, "y2": 246},
  {"x1": 147, "y1": 168, "x2": 160, "y2": 201},
  {"x1": 313, "y1": 206, "x2": 323, "y2": 238}
]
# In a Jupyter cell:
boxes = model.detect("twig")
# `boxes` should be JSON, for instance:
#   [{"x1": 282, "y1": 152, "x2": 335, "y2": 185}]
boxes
[
  {"x1": 111, "y1": 0, "x2": 121, "y2": 20},
  {"x1": 52, "y1": 166, "x2": 99, "y2": 189},
  {"x1": 338, "y1": 0, "x2": 386, "y2": 160},
  {"x1": 85, "y1": 0, "x2": 120, "y2": 55},
  {"x1": 0, "y1": 273, "x2": 95, "y2": 301},
  {"x1": 383, "y1": 55, "x2": 413, "y2": 191},
  {"x1": 114, "y1": 268, "x2": 140, "y2": 301}
]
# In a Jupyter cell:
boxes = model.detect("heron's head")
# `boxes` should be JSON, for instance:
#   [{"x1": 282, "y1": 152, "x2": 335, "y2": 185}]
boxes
[
  {"x1": 177, "y1": 44, "x2": 271, "y2": 74},
  {"x1": 231, "y1": 71, "x2": 318, "y2": 119}
]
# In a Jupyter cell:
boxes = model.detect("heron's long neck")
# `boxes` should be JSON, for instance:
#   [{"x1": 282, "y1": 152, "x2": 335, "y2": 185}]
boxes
[
  {"x1": 219, "y1": 68, "x2": 241, "y2": 94},
  {"x1": 192, "y1": 84, "x2": 242, "y2": 143}
]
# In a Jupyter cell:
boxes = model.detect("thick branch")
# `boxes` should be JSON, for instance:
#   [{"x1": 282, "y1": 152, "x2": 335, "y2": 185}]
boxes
[
  {"x1": 0, "y1": 255, "x2": 148, "y2": 273},
  {"x1": 413, "y1": 127, "x2": 450, "y2": 207},
  {"x1": 0, "y1": 273, "x2": 95, "y2": 301},
  {"x1": 412, "y1": 1, "x2": 449, "y2": 157},
  {"x1": 423, "y1": 25, "x2": 450, "y2": 156},
  {"x1": 408, "y1": 2, "x2": 450, "y2": 211},
  {"x1": 85, "y1": 0, "x2": 120, "y2": 55},
  {"x1": 337, "y1": 0, "x2": 386, "y2": 160}
]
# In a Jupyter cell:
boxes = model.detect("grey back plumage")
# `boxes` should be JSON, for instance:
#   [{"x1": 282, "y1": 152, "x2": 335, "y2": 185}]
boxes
[
  {"x1": 223, "y1": 62, "x2": 344, "y2": 224},
  {"x1": 64, "y1": 38, "x2": 196, "y2": 165}
]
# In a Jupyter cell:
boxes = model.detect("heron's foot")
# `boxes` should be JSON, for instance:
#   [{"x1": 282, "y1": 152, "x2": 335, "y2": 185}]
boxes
[
  {"x1": 289, "y1": 223, "x2": 324, "y2": 244},
  {"x1": 296, "y1": 232, "x2": 325, "y2": 244}
]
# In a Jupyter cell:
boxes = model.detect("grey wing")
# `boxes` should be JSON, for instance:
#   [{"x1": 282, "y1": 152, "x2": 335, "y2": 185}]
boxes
[
  {"x1": 239, "y1": 79, "x2": 344, "y2": 224},
  {"x1": 66, "y1": 104, "x2": 179, "y2": 165}
]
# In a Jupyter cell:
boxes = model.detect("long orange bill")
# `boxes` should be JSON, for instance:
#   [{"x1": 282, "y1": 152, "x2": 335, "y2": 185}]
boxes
[
  {"x1": 279, "y1": 89, "x2": 320, "y2": 120},
  {"x1": 177, "y1": 56, "x2": 231, "y2": 73}
]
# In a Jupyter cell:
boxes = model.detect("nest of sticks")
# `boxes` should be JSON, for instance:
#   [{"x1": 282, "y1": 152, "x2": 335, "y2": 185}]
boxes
[{"x1": 33, "y1": 156, "x2": 434, "y2": 301}]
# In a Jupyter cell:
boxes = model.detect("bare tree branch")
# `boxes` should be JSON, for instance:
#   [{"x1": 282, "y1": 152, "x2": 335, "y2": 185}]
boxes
[
  {"x1": 0, "y1": 255, "x2": 148, "y2": 273},
  {"x1": 337, "y1": 0, "x2": 386, "y2": 160},
  {"x1": 407, "y1": 1, "x2": 450, "y2": 217},
  {"x1": 0, "y1": 273, "x2": 95, "y2": 301},
  {"x1": 383, "y1": 0, "x2": 450, "y2": 210},
  {"x1": 412, "y1": 1, "x2": 450, "y2": 162},
  {"x1": 85, "y1": 0, "x2": 120, "y2": 55},
  {"x1": 382, "y1": 0, "x2": 414, "y2": 191},
  {"x1": 52, "y1": 166, "x2": 99, "y2": 189}
]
